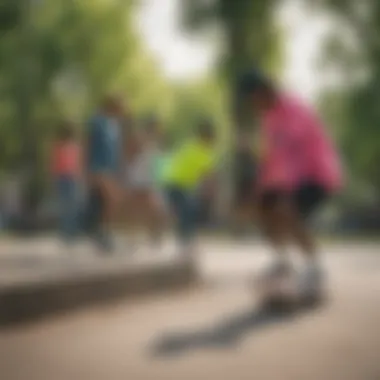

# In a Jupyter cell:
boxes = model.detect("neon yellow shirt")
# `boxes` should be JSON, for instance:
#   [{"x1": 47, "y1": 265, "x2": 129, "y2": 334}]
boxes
[{"x1": 164, "y1": 139, "x2": 215, "y2": 189}]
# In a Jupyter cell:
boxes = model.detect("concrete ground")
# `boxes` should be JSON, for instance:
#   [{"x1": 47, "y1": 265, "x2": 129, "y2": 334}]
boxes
[{"x1": 1, "y1": 240, "x2": 380, "y2": 380}]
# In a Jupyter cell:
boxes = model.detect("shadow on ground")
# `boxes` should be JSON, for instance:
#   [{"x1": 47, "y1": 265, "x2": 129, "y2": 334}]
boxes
[{"x1": 150, "y1": 306, "x2": 295, "y2": 358}]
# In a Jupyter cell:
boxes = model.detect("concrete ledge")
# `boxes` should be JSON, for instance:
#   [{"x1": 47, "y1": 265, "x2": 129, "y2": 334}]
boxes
[{"x1": 0, "y1": 258, "x2": 198, "y2": 327}]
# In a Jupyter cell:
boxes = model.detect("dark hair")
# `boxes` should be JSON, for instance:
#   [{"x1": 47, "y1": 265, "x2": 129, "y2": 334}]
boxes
[
  {"x1": 198, "y1": 119, "x2": 215, "y2": 140},
  {"x1": 142, "y1": 114, "x2": 159, "y2": 132},
  {"x1": 102, "y1": 95, "x2": 123, "y2": 115},
  {"x1": 235, "y1": 69, "x2": 274, "y2": 98},
  {"x1": 102, "y1": 95, "x2": 118, "y2": 108},
  {"x1": 143, "y1": 115, "x2": 159, "y2": 129}
]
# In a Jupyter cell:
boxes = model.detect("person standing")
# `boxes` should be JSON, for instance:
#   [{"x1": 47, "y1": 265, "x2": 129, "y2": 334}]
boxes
[
  {"x1": 51, "y1": 122, "x2": 82, "y2": 246},
  {"x1": 163, "y1": 120, "x2": 217, "y2": 257},
  {"x1": 123, "y1": 116, "x2": 168, "y2": 250},
  {"x1": 84, "y1": 96, "x2": 124, "y2": 254}
]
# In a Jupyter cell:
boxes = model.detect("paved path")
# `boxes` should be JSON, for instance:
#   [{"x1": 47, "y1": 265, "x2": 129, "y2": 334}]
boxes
[{"x1": 1, "y1": 241, "x2": 380, "y2": 380}]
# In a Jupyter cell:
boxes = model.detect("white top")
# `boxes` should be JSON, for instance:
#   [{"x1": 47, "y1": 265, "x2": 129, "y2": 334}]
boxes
[{"x1": 125, "y1": 142, "x2": 159, "y2": 188}]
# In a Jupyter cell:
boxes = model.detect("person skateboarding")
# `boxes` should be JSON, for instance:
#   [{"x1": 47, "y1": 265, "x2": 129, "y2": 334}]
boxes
[
  {"x1": 235, "y1": 69, "x2": 343, "y2": 304},
  {"x1": 84, "y1": 96, "x2": 124, "y2": 254}
]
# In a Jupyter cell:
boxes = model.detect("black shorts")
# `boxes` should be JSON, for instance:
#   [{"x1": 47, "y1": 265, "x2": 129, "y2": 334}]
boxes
[{"x1": 260, "y1": 182, "x2": 328, "y2": 219}]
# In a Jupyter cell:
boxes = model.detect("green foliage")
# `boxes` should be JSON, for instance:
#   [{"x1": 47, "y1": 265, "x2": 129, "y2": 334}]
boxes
[
  {"x1": 166, "y1": 79, "x2": 230, "y2": 147},
  {"x1": 318, "y1": 0, "x2": 380, "y2": 201},
  {"x1": 180, "y1": 0, "x2": 284, "y2": 209},
  {"x1": 181, "y1": 0, "x2": 283, "y2": 132},
  {"x1": 182, "y1": 0, "x2": 283, "y2": 78},
  {"x1": 0, "y1": 0, "x2": 170, "y2": 172},
  {"x1": 0, "y1": 0, "x2": 21, "y2": 32},
  {"x1": 0, "y1": 0, "x2": 179, "y2": 207},
  {"x1": 0, "y1": 0, "x2": 284, "y2": 211}
]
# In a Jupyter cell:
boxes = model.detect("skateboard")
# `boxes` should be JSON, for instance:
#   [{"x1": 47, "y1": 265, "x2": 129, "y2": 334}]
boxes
[{"x1": 254, "y1": 271, "x2": 326, "y2": 313}]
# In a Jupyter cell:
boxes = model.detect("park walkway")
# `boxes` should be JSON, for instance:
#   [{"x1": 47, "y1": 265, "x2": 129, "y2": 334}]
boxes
[{"x1": 1, "y1": 239, "x2": 380, "y2": 379}]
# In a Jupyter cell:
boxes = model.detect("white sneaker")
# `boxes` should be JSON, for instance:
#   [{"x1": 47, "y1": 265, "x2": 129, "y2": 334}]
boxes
[
  {"x1": 256, "y1": 259, "x2": 295, "y2": 293},
  {"x1": 178, "y1": 241, "x2": 197, "y2": 261},
  {"x1": 299, "y1": 262, "x2": 325, "y2": 299},
  {"x1": 262, "y1": 259, "x2": 294, "y2": 281}
]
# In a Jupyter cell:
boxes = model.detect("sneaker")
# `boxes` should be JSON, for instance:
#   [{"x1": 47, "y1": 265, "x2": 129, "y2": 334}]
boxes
[
  {"x1": 298, "y1": 262, "x2": 325, "y2": 301},
  {"x1": 178, "y1": 241, "x2": 197, "y2": 260},
  {"x1": 262, "y1": 259, "x2": 294, "y2": 281},
  {"x1": 93, "y1": 232, "x2": 115, "y2": 255},
  {"x1": 149, "y1": 236, "x2": 163, "y2": 253},
  {"x1": 256, "y1": 259, "x2": 295, "y2": 294},
  {"x1": 254, "y1": 259, "x2": 298, "y2": 306}
]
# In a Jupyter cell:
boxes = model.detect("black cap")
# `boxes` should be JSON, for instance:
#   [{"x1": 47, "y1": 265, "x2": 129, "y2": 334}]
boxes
[
  {"x1": 235, "y1": 69, "x2": 272, "y2": 98},
  {"x1": 198, "y1": 118, "x2": 214, "y2": 138}
]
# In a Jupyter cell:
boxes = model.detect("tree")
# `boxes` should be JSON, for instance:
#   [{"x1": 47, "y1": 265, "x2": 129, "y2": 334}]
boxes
[
  {"x1": 180, "y1": 0, "x2": 283, "y2": 215},
  {"x1": 0, "y1": 0, "x2": 173, "y2": 208},
  {"x1": 316, "y1": 0, "x2": 380, "y2": 201},
  {"x1": 182, "y1": 0, "x2": 282, "y2": 76},
  {"x1": 181, "y1": 0, "x2": 283, "y2": 127}
]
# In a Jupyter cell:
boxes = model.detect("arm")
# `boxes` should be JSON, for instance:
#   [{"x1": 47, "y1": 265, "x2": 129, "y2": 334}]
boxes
[
  {"x1": 199, "y1": 150, "x2": 220, "y2": 198},
  {"x1": 258, "y1": 119, "x2": 295, "y2": 190}
]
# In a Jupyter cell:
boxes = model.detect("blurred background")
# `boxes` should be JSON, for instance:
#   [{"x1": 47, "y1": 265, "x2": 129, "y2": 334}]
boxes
[
  {"x1": 0, "y1": 0, "x2": 379, "y2": 235},
  {"x1": 2, "y1": 2, "x2": 380, "y2": 379}
]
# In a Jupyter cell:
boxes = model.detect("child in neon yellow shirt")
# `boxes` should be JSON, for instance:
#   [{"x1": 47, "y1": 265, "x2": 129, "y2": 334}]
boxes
[{"x1": 164, "y1": 120, "x2": 217, "y2": 255}]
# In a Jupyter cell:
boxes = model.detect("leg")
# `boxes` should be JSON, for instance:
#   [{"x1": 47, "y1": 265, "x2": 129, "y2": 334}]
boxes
[
  {"x1": 290, "y1": 184, "x2": 328, "y2": 299},
  {"x1": 179, "y1": 192, "x2": 198, "y2": 249},
  {"x1": 291, "y1": 217, "x2": 317, "y2": 257},
  {"x1": 121, "y1": 189, "x2": 141, "y2": 251},
  {"x1": 132, "y1": 190, "x2": 151, "y2": 245},
  {"x1": 66, "y1": 177, "x2": 80, "y2": 243},
  {"x1": 166, "y1": 188, "x2": 196, "y2": 254},
  {"x1": 257, "y1": 191, "x2": 293, "y2": 264},
  {"x1": 122, "y1": 189, "x2": 138, "y2": 232},
  {"x1": 57, "y1": 177, "x2": 77, "y2": 245},
  {"x1": 233, "y1": 202, "x2": 252, "y2": 237},
  {"x1": 255, "y1": 193, "x2": 301, "y2": 306},
  {"x1": 86, "y1": 186, "x2": 114, "y2": 253},
  {"x1": 166, "y1": 188, "x2": 184, "y2": 243},
  {"x1": 57, "y1": 177, "x2": 68, "y2": 243},
  {"x1": 259, "y1": 186, "x2": 324, "y2": 258},
  {"x1": 146, "y1": 190, "x2": 167, "y2": 247},
  {"x1": 233, "y1": 179, "x2": 255, "y2": 236},
  {"x1": 291, "y1": 184, "x2": 327, "y2": 257}
]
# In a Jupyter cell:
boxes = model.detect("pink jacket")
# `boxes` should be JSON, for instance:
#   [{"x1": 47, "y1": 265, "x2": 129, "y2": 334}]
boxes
[{"x1": 258, "y1": 95, "x2": 343, "y2": 193}]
